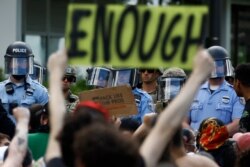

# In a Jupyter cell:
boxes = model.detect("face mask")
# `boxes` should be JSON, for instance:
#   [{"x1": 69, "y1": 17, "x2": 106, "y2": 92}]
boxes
[{"x1": 12, "y1": 75, "x2": 25, "y2": 81}]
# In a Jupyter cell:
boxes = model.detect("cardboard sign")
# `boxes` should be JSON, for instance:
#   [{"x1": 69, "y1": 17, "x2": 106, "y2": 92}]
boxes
[
  {"x1": 66, "y1": 4, "x2": 208, "y2": 70},
  {"x1": 79, "y1": 85, "x2": 137, "y2": 117}
]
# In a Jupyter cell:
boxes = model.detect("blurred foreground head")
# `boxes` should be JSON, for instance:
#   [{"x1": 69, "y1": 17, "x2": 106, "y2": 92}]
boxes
[{"x1": 59, "y1": 101, "x2": 110, "y2": 167}]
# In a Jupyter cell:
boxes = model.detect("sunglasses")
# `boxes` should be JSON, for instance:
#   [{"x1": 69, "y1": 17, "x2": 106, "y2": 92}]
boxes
[
  {"x1": 140, "y1": 69, "x2": 155, "y2": 73},
  {"x1": 62, "y1": 76, "x2": 75, "y2": 82}
]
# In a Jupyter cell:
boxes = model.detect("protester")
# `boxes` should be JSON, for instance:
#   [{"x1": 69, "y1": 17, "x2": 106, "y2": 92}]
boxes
[
  {"x1": 0, "y1": 103, "x2": 15, "y2": 139},
  {"x1": 44, "y1": 49, "x2": 67, "y2": 167},
  {"x1": 2, "y1": 107, "x2": 30, "y2": 167},
  {"x1": 233, "y1": 132, "x2": 250, "y2": 154},
  {"x1": 140, "y1": 48, "x2": 218, "y2": 167},
  {"x1": 233, "y1": 132, "x2": 250, "y2": 167},
  {"x1": 45, "y1": 50, "x2": 144, "y2": 167},
  {"x1": 28, "y1": 104, "x2": 50, "y2": 160},
  {"x1": 73, "y1": 123, "x2": 142, "y2": 167},
  {"x1": 59, "y1": 101, "x2": 110, "y2": 167},
  {"x1": 236, "y1": 150, "x2": 250, "y2": 167},
  {"x1": 0, "y1": 133, "x2": 10, "y2": 162},
  {"x1": 3, "y1": 148, "x2": 33, "y2": 167},
  {"x1": 2, "y1": 46, "x2": 237, "y2": 167},
  {"x1": 0, "y1": 133, "x2": 10, "y2": 147},
  {"x1": 196, "y1": 117, "x2": 237, "y2": 167},
  {"x1": 182, "y1": 128, "x2": 196, "y2": 153},
  {"x1": 234, "y1": 63, "x2": 250, "y2": 132}
]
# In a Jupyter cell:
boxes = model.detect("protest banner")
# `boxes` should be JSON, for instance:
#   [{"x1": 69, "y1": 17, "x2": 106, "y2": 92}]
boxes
[
  {"x1": 79, "y1": 85, "x2": 138, "y2": 117},
  {"x1": 65, "y1": 4, "x2": 208, "y2": 69}
]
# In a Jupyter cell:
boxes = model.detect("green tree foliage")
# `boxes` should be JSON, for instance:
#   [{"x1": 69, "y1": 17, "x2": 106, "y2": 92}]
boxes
[
  {"x1": 0, "y1": 68, "x2": 5, "y2": 82},
  {"x1": 70, "y1": 79, "x2": 91, "y2": 95}
]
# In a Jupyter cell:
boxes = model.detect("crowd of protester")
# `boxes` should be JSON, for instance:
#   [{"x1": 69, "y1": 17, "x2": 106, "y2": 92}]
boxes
[{"x1": 0, "y1": 40, "x2": 250, "y2": 167}]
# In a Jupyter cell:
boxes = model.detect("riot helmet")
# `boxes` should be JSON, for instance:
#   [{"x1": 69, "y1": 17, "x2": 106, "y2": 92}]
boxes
[
  {"x1": 159, "y1": 67, "x2": 186, "y2": 102},
  {"x1": 86, "y1": 67, "x2": 113, "y2": 88},
  {"x1": 112, "y1": 68, "x2": 140, "y2": 88},
  {"x1": 64, "y1": 66, "x2": 76, "y2": 83},
  {"x1": 207, "y1": 46, "x2": 232, "y2": 78},
  {"x1": 4, "y1": 41, "x2": 34, "y2": 76},
  {"x1": 225, "y1": 65, "x2": 235, "y2": 85},
  {"x1": 30, "y1": 62, "x2": 46, "y2": 84}
]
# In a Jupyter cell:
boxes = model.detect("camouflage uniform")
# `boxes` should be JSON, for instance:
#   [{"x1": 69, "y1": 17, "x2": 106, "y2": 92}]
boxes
[
  {"x1": 64, "y1": 66, "x2": 79, "y2": 113},
  {"x1": 65, "y1": 91, "x2": 79, "y2": 113}
]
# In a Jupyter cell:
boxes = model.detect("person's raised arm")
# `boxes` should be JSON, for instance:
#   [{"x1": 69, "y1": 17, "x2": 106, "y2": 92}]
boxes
[
  {"x1": 45, "y1": 50, "x2": 67, "y2": 161},
  {"x1": 140, "y1": 49, "x2": 214, "y2": 167},
  {"x1": 3, "y1": 107, "x2": 30, "y2": 167}
]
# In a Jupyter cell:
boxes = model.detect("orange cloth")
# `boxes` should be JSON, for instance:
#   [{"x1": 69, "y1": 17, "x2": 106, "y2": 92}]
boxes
[{"x1": 199, "y1": 119, "x2": 229, "y2": 151}]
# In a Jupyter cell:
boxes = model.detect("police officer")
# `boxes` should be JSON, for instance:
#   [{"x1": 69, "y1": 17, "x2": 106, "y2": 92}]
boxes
[
  {"x1": 113, "y1": 68, "x2": 155, "y2": 124},
  {"x1": 184, "y1": 46, "x2": 244, "y2": 136},
  {"x1": 62, "y1": 66, "x2": 79, "y2": 113},
  {"x1": 156, "y1": 67, "x2": 187, "y2": 112},
  {"x1": 225, "y1": 65, "x2": 235, "y2": 85},
  {"x1": 138, "y1": 68, "x2": 163, "y2": 104},
  {"x1": 29, "y1": 62, "x2": 46, "y2": 84},
  {"x1": 0, "y1": 41, "x2": 49, "y2": 124},
  {"x1": 86, "y1": 66, "x2": 113, "y2": 89}
]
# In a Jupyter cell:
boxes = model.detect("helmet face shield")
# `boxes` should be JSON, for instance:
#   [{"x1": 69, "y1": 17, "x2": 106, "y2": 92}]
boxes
[
  {"x1": 5, "y1": 57, "x2": 34, "y2": 75},
  {"x1": 225, "y1": 61, "x2": 234, "y2": 77},
  {"x1": 30, "y1": 64, "x2": 44, "y2": 83},
  {"x1": 87, "y1": 67, "x2": 113, "y2": 88},
  {"x1": 211, "y1": 59, "x2": 232, "y2": 78},
  {"x1": 159, "y1": 77, "x2": 185, "y2": 101},
  {"x1": 112, "y1": 69, "x2": 139, "y2": 87}
]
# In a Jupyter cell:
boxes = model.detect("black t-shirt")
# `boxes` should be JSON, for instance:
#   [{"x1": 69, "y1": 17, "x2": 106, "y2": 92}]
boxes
[
  {"x1": 46, "y1": 157, "x2": 66, "y2": 167},
  {"x1": 239, "y1": 99, "x2": 250, "y2": 132}
]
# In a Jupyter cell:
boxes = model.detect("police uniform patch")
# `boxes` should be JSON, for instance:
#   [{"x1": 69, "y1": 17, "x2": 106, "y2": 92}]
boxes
[
  {"x1": 240, "y1": 97, "x2": 246, "y2": 105},
  {"x1": 134, "y1": 94, "x2": 141, "y2": 104},
  {"x1": 222, "y1": 96, "x2": 230, "y2": 104}
]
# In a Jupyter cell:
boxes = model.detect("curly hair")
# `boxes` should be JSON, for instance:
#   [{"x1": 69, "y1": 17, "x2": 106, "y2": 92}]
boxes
[{"x1": 235, "y1": 63, "x2": 250, "y2": 87}]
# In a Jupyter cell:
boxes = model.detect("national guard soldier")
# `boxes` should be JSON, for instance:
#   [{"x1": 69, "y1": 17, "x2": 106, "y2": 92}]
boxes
[{"x1": 62, "y1": 66, "x2": 79, "y2": 113}]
